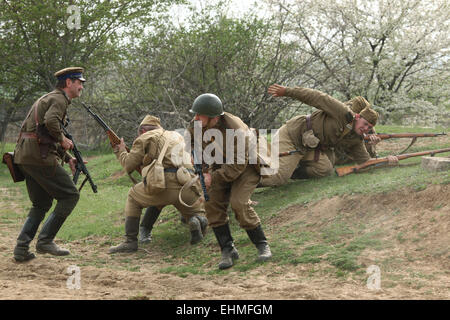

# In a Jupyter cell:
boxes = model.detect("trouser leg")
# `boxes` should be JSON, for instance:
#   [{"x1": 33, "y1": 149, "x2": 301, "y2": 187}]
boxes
[
  {"x1": 16, "y1": 164, "x2": 79, "y2": 258},
  {"x1": 259, "y1": 125, "x2": 304, "y2": 187},
  {"x1": 296, "y1": 150, "x2": 334, "y2": 179}
]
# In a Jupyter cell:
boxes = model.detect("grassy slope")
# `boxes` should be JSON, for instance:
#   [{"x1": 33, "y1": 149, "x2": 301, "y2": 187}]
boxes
[{"x1": 1, "y1": 124, "x2": 449, "y2": 277}]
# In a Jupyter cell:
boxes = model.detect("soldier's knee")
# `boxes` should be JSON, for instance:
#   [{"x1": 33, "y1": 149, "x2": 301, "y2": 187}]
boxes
[
  {"x1": 260, "y1": 174, "x2": 290, "y2": 187},
  {"x1": 32, "y1": 199, "x2": 53, "y2": 214},
  {"x1": 230, "y1": 200, "x2": 246, "y2": 214}
]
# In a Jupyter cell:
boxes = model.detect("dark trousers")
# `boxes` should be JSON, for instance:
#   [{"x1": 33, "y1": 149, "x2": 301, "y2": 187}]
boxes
[{"x1": 16, "y1": 164, "x2": 79, "y2": 247}]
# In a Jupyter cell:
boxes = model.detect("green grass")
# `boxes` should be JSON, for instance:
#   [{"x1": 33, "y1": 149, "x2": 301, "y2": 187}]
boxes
[{"x1": 0, "y1": 126, "x2": 449, "y2": 278}]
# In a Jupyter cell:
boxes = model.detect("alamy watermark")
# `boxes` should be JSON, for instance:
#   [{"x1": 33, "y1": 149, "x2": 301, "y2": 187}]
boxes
[
  {"x1": 67, "y1": 5, "x2": 81, "y2": 30},
  {"x1": 170, "y1": 122, "x2": 281, "y2": 175},
  {"x1": 66, "y1": 265, "x2": 81, "y2": 290},
  {"x1": 366, "y1": 265, "x2": 381, "y2": 290}
]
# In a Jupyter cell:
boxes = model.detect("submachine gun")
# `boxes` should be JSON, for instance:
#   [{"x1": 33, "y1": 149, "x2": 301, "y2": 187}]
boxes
[{"x1": 61, "y1": 121, "x2": 98, "y2": 193}]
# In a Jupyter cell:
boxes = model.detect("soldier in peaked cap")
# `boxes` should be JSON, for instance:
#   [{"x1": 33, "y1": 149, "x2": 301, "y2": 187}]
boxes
[
  {"x1": 109, "y1": 115, "x2": 208, "y2": 254},
  {"x1": 260, "y1": 84, "x2": 397, "y2": 186},
  {"x1": 12, "y1": 67, "x2": 86, "y2": 262}
]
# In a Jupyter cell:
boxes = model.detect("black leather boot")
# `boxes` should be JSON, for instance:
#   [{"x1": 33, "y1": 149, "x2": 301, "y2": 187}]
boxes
[
  {"x1": 212, "y1": 224, "x2": 239, "y2": 270},
  {"x1": 246, "y1": 225, "x2": 272, "y2": 262},
  {"x1": 139, "y1": 206, "x2": 161, "y2": 243},
  {"x1": 196, "y1": 216, "x2": 208, "y2": 236},
  {"x1": 188, "y1": 216, "x2": 203, "y2": 245},
  {"x1": 13, "y1": 211, "x2": 46, "y2": 262},
  {"x1": 290, "y1": 166, "x2": 309, "y2": 180},
  {"x1": 109, "y1": 216, "x2": 139, "y2": 253},
  {"x1": 36, "y1": 212, "x2": 70, "y2": 256}
]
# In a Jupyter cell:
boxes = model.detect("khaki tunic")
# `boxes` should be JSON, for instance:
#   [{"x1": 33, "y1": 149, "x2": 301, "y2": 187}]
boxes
[
  {"x1": 14, "y1": 89, "x2": 72, "y2": 166},
  {"x1": 115, "y1": 128, "x2": 204, "y2": 219},
  {"x1": 188, "y1": 112, "x2": 261, "y2": 229},
  {"x1": 261, "y1": 87, "x2": 370, "y2": 186},
  {"x1": 334, "y1": 129, "x2": 378, "y2": 165}
]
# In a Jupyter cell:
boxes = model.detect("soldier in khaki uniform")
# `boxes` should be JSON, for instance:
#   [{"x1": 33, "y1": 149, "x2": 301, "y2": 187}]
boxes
[
  {"x1": 188, "y1": 93, "x2": 272, "y2": 270},
  {"x1": 261, "y1": 84, "x2": 397, "y2": 186},
  {"x1": 13, "y1": 67, "x2": 86, "y2": 262},
  {"x1": 332, "y1": 97, "x2": 379, "y2": 165},
  {"x1": 109, "y1": 115, "x2": 207, "y2": 253}
]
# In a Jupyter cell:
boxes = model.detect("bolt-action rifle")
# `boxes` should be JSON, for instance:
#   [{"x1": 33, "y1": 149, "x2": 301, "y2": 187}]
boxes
[
  {"x1": 278, "y1": 133, "x2": 447, "y2": 158},
  {"x1": 81, "y1": 102, "x2": 139, "y2": 184},
  {"x1": 364, "y1": 132, "x2": 446, "y2": 154},
  {"x1": 335, "y1": 147, "x2": 450, "y2": 177},
  {"x1": 60, "y1": 121, "x2": 97, "y2": 193}
]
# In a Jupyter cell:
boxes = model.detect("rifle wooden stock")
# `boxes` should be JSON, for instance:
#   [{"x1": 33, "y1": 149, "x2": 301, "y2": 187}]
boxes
[
  {"x1": 336, "y1": 147, "x2": 450, "y2": 177},
  {"x1": 106, "y1": 130, "x2": 130, "y2": 152},
  {"x1": 279, "y1": 150, "x2": 302, "y2": 157},
  {"x1": 364, "y1": 132, "x2": 446, "y2": 141}
]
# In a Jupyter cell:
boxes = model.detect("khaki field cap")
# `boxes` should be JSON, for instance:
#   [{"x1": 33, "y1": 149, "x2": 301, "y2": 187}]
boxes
[
  {"x1": 348, "y1": 96, "x2": 370, "y2": 113},
  {"x1": 359, "y1": 107, "x2": 378, "y2": 126},
  {"x1": 140, "y1": 115, "x2": 161, "y2": 127},
  {"x1": 54, "y1": 67, "x2": 86, "y2": 82}
]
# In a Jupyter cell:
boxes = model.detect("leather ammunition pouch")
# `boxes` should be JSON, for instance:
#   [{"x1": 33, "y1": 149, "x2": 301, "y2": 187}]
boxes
[
  {"x1": 2, "y1": 152, "x2": 25, "y2": 182},
  {"x1": 303, "y1": 115, "x2": 321, "y2": 162},
  {"x1": 36, "y1": 124, "x2": 58, "y2": 159}
]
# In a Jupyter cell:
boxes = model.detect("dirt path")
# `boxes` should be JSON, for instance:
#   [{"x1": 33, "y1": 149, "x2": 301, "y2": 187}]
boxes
[{"x1": 0, "y1": 184, "x2": 449, "y2": 300}]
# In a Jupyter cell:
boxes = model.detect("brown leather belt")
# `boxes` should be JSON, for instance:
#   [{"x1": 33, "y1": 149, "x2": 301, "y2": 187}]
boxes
[{"x1": 20, "y1": 132, "x2": 38, "y2": 139}]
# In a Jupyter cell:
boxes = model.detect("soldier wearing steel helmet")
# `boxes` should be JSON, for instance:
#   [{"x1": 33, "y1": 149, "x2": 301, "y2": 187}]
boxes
[
  {"x1": 188, "y1": 93, "x2": 272, "y2": 270},
  {"x1": 12, "y1": 67, "x2": 86, "y2": 262},
  {"x1": 260, "y1": 84, "x2": 398, "y2": 186}
]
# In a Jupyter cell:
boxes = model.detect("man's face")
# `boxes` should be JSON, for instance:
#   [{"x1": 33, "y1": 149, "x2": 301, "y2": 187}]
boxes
[
  {"x1": 354, "y1": 116, "x2": 374, "y2": 136},
  {"x1": 194, "y1": 114, "x2": 219, "y2": 128},
  {"x1": 66, "y1": 79, "x2": 84, "y2": 99}
]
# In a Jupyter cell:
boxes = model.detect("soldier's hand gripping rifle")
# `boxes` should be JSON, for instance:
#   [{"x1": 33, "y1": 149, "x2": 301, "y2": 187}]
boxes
[
  {"x1": 60, "y1": 121, "x2": 98, "y2": 193},
  {"x1": 335, "y1": 147, "x2": 450, "y2": 177},
  {"x1": 81, "y1": 102, "x2": 139, "y2": 184},
  {"x1": 192, "y1": 149, "x2": 209, "y2": 202}
]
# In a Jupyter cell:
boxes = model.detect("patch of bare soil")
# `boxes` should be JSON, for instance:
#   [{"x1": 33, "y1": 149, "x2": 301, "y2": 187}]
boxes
[{"x1": 0, "y1": 185, "x2": 448, "y2": 300}]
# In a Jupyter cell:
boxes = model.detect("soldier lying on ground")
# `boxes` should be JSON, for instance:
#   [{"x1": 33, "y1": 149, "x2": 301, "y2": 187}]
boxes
[{"x1": 260, "y1": 84, "x2": 397, "y2": 186}]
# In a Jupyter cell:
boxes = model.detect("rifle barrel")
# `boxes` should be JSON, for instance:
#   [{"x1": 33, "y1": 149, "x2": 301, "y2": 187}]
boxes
[
  {"x1": 81, "y1": 103, "x2": 110, "y2": 131},
  {"x1": 365, "y1": 133, "x2": 447, "y2": 140}
]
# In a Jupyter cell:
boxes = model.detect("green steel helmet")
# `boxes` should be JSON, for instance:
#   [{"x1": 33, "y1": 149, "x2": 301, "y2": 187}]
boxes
[{"x1": 190, "y1": 93, "x2": 224, "y2": 117}]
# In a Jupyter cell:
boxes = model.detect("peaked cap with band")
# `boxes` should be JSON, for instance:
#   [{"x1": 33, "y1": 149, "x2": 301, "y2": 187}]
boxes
[{"x1": 54, "y1": 67, "x2": 86, "y2": 82}]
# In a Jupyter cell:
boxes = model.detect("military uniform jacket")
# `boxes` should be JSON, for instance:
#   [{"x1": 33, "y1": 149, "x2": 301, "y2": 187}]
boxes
[
  {"x1": 115, "y1": 128, "x2": 191, "y2": 188},
  {"x1": 284, "y1": 87, "x2": 370, "y2": 164},
  {"x1": 14, "y1": 89, "x2": 72, "y2": 166},
  {"x1": 189, "y1": 112, "x2": 254, "y2": 183}
]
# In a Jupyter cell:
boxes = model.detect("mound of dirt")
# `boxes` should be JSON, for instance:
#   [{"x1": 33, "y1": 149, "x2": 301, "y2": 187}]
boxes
[{"x1": 0, "y1": 185, "x2": 448, "y2": 300}]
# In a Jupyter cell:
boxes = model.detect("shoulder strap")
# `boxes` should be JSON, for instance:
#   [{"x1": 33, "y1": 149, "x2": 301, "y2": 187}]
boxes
[
  {"x1": 16, "y1": 97, "x2": 44, "y2": 143},
  {"x1": 156, "y1": 130, "x2": 170, "y2": 164}
]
